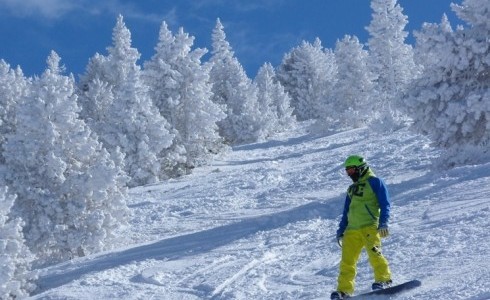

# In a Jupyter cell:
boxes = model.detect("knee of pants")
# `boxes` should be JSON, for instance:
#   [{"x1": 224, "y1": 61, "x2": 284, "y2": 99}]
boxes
[{"x1": 362, "y1": 227, "x2": 383, "y2": 249}]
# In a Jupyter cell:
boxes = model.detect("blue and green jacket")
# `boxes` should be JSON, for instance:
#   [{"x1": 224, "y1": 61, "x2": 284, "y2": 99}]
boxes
[{"x1": 337, "y1": 168, "x2": 390, "y2": 236}]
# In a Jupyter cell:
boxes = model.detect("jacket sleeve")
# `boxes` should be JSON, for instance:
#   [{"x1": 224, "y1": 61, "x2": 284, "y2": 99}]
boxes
[
  {"x1": 368, "y1": 177, "x2": 390, "y2": 228},
  {"x1": 337, "y1": 195, "x2": 351, "y2": 237}
]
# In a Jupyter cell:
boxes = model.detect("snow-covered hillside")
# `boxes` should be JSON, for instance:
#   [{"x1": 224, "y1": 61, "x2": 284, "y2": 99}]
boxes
[{"x1": 29, "y1": 122, "x2": 490, "y2": 299}]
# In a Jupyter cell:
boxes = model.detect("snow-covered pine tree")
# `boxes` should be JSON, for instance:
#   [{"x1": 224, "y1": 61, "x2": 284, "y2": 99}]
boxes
[
  {"x1": 254, "y1": 63, "x2": 295, "y2": 137},
  {"x1": 208, "y1": 19, "x2": 262, "y2": 145},
  {"x1": 4, "y1": 51, "x2": 129, "y2": 264},
  {"x1": 412, "y1": 14, "x2": 454, "y2": 68},
  {"x1": 276, "y1": 38, "x2": 337, "y2": 121},
  {"x1": 79, "y1": 15, "x2": 177, "y2": 185},
  {"x1": 0, "y1": 61, "x2": 29, "y2": 164},
  {"x1": 404, "y1": 0, "x2": 490, "y2": 164},
  {"x1": 330, "y1": 35, "x2": 376, "y2": 128},
  {"x1": 78, "y1": 54, "x2": 113, "y2": 129},
  {"x1": 452, "y1": 0, "x2": 490, "y2": 32},
  {"x1": 0, "y1": 187, "x2": 35, "y2": 299},
  {"x1": 366, "y1": 0, "x2": 421, "y2": 124},
  {"x1": 144, "y1": 22, "x2": 226, "y2": 168},
  {"x1": 142, "y1": 21, "x2": 179, "y2": 131}
]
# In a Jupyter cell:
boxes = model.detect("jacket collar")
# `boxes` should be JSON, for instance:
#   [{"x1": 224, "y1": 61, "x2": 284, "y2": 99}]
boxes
[{"x1": 358, "y1": 167, "x2": 375, "y2": 182}]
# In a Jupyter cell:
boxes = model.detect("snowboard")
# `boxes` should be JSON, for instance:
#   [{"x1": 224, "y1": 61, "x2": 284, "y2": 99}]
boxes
[{"x1": 349, "y1": 279, "x2": 421, "y2": 299}]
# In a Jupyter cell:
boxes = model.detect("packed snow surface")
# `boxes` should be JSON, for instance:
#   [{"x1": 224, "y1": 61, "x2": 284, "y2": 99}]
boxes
[{"x1": 29, "y1": 122, "x2": 490, "y2": 299}]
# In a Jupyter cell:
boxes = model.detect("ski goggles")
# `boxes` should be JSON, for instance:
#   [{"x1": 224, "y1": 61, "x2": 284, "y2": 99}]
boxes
[{"x1": 345, "y1": 166, "x2": 357, "y2": 175}]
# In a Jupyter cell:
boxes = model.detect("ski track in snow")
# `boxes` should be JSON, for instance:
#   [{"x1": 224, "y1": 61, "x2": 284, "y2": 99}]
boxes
[{"x1": 29, "y1": 123, "x2": 490, "y2": 300}]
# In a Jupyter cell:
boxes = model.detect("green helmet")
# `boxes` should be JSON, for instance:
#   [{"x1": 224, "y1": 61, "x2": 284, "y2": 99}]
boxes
[
  {"x1": 344, "y1": 155, "x2": 369, "y2": 182},
  {"x1": 344, "y1": 155, "x2": 367, "y2": 168}
]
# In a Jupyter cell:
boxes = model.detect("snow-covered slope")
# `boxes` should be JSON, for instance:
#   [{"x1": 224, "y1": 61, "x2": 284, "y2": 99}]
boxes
[{"x1": 29, "y1": 122, "x2": 490, "y2": 299}]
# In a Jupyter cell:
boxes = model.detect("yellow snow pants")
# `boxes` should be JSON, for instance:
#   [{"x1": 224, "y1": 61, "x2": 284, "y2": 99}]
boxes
[{"x1": 336, "y1": 225, "x2": 391, "y2": 295}]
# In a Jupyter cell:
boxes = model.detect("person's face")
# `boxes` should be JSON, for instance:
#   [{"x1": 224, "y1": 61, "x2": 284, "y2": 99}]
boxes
[{"x1": 345, "y1": 166, "x2": 357, "y2": 176}]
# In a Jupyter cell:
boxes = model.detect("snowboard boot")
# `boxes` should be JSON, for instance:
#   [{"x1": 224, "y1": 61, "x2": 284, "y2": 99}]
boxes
[
  {"x1": 330, "y1": 291, "x2": 351, "y2": 299},
  {"x1": 372, "y1": 279, "x2": 393, "y2": 290}
]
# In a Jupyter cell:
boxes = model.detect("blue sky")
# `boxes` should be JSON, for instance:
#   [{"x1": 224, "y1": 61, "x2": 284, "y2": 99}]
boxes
[{"x1": 0, "y1": 0, "x2": 460, "y2": 78}]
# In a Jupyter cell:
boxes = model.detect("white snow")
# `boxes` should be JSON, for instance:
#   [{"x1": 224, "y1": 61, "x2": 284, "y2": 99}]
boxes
[{"x1": 28, "y1": 121, "x2": 490, "y2": 299}]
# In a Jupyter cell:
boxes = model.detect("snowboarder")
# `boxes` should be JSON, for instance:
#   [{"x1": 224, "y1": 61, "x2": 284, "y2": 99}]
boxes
[{"x1": 331, "y1": 155, "x2": 392, "y2": 299}]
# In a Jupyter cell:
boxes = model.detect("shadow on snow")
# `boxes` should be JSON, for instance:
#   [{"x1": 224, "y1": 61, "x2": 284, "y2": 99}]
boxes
[{"x1": 34, "y1": 200, "x2": 340, "y2": 295}]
